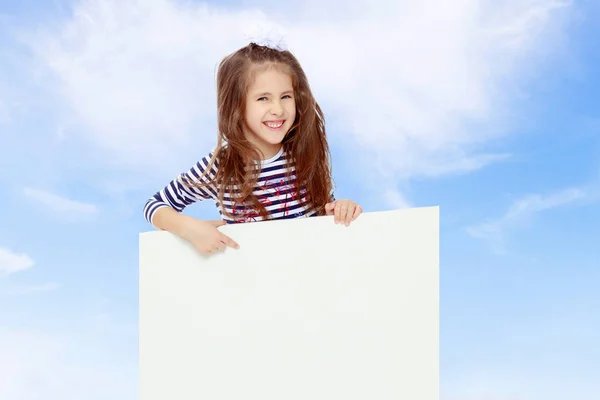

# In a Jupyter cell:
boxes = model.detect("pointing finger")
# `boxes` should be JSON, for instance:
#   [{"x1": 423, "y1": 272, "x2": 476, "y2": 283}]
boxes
[{"x1": 220, "y1": 233, "x2": 240, "y2": 249}]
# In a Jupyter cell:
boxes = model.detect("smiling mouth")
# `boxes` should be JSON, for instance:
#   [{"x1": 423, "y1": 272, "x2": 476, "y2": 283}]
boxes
[{"x1": 263, "y1": 120, "x2": 285, "y2": 130}]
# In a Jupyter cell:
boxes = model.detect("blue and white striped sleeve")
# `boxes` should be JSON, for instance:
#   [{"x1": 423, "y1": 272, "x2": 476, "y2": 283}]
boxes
[{"x1": 143, "y1": 154, "x2": 218, "y2": 227}]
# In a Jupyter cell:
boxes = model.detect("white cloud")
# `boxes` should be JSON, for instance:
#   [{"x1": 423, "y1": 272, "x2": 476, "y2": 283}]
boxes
[
  {"x1": 0, "y1": 96, "x2": 8, "y2": 124},
  {"x1": 442, "y1": 369, "x2": 600, "y2": 400},
  {"x1": 0, "y1": 282, "x2": 61, "y2": 296},
  {"x1": 468, "y1": 187, "x2": 587, "y2": 237},
  {"x1": 0, "y1": 247, "x2": 34, "y2": 276},
  {"x1": 23, "y1": 188, "x2": 99, "y2": 219},
  {"x1": 0, "y1": 326, "x2": 66, "y2": 399},
  {"x1": 0, "y1": 326, "x2": 136, "y2": 400},
  {"x1": 15, "y1": 0, "x2": 572, "y2": 186},
  {"x1": 466, "y1": 185, "x2": 597, "y2": 252},
  {"x1": 442, "y1": 307, "x2": 600, "y2": 399},
  {"x1": 289, "y1": 0, "x2": 571, "y2": 178},
  {"x1": 0, "y1": 248, "x2": 56, "y2": 297},
  {"x1": 502, "y1": 188, "x2": 587, "y2": 220},
  {"x1": 383, "y1": 189, "x2": 412, "y2": 210}
]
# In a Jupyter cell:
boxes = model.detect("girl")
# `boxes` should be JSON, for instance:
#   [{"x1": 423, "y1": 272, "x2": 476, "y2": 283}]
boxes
[{"x1": 143, "y1": 42, "x2": 362, "y2": 255}]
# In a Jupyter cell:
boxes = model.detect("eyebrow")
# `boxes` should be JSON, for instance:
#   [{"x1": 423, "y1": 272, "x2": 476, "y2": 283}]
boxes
[{"x1": 254, "y1": 90, "x2": 294, "y2": 97}]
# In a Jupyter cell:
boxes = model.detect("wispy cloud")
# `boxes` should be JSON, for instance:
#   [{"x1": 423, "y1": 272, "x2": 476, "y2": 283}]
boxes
[
  {"x1": 442, "y1": 305, "x2": 600, "y2": 399},
  {"x1": 0, "y1": 282, "x2": 61, "y2": 296},
  {"x1": 0, "y1": 248, "x2": 57, "y2": 296},
  {"x1": 0, "y1": 325, "x2": 136, "y2": 400},
  {"x1": 467, "y1": 185, "x2": 597, "y2": 253},
  {"x1": 23, "y1": 188, "x2": 99, "y2": 219},
  {"x1": 9, "y1": 0, "x2": 573, "y2": 187},
  {"x1": 383, "y1": 189, "x2": 412, "y2": 210},
  {"x1": 0, "y1": 326, "x2": 66, "y2": 399},
  {"x1": 0, "y1": 247, "x2": 34, "y2": 276},
  {"x1": 0, "y1": 96, "x2": 8, "y2": 123}
]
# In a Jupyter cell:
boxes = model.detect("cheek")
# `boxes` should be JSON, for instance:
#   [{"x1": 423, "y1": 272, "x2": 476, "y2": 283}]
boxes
[
  {"x1": 243, "y1": 104, "x2": 251, "y2": 121},
  {"x1": 288, "y1": 102, "x2": 297, "y2": 118},
  {"x1": 245, "y1": 104, "x2": 260, "y2": 123}
]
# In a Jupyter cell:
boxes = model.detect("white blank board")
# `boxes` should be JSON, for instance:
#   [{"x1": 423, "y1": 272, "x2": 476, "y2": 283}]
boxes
[{"x1": 139, "y1": 206, "x2": 439, "y2": 400}]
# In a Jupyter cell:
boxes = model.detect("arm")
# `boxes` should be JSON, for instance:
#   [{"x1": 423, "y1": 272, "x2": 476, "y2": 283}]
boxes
[
  {"x1": 142, "y1": 155, "x2": 239, "y2": 254},
  {"x1": 143, "y1": 155, "x2": 217, "y2": 230},
  {"x1": 151, "y1": 206, "x2": 197, "y2": 237}
]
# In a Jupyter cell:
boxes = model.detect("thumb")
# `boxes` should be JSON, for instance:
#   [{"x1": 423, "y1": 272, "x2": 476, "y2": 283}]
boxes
[{"x1": 324, "y1": 201, "x2": 336, "y2": 214}]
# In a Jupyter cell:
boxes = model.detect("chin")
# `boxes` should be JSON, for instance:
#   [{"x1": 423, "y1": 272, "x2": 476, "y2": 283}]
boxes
[{"x1": 261, "y1": 128, "x2": 290, "y2": 143}]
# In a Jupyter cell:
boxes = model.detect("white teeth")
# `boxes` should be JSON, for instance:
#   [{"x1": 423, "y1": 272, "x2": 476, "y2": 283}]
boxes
[{"x1": 265, "y1": 121, "x2": 283, "y2": 128}]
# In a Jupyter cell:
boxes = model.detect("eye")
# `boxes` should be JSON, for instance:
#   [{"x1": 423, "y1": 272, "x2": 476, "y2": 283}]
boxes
[
  {"x1": 257, "y1": 97, "x2": 267, "y2": 101},
  {"x1": 282, "y1": 95, "x2": 292, "y2": 99}
]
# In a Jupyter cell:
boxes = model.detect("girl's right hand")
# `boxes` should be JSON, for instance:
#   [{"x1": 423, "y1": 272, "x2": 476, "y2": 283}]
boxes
[{"x1": 181, "y1": 217, "x2": 240, "y2": 256}]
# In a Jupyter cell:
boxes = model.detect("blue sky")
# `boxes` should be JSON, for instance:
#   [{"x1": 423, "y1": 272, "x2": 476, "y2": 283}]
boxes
[{"x1": 0, "y1": 0, "x2": 598, "y2": 398}]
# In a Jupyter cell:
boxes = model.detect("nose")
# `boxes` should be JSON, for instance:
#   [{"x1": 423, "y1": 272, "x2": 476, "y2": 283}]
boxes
[{"x1": 270, "y1": 101, "x2": 283, "y2": 116}]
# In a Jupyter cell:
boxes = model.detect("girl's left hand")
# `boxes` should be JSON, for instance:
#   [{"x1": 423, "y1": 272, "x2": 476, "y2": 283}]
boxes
[{"x1": 324, "y1": 199, "x2": 362, "y2": 226}]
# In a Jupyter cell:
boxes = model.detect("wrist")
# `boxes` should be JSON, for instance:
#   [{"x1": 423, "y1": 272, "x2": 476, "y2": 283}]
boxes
[{"x1": 178, "y1": 214, "x2": 196, "y2": 240}]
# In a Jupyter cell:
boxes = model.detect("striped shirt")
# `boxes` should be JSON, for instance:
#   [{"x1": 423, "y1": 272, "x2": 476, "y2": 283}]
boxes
[{"x1": 144, "y1": 146, "x2": 331, "y2": 225}]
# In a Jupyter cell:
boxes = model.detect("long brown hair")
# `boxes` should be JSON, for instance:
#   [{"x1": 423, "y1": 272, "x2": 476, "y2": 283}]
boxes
[{"x1": 187, "y1": 42, "x2": 334, "y2": 221}]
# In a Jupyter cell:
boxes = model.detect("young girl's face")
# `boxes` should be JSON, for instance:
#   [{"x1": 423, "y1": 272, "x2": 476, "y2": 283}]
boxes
[{"x1": 244, "y1": 66, "x2": 296, "y2": 159}]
